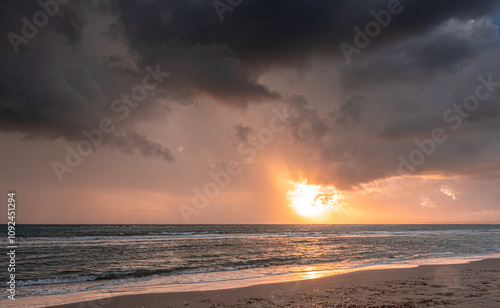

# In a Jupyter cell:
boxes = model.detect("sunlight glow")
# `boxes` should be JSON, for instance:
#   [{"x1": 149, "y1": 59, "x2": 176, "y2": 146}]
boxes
[{"x1": 286, "y1": 179, "x2": 344, "y2": 219}]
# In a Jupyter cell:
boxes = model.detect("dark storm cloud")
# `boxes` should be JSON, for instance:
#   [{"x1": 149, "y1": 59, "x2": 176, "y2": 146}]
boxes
[
  {"x1": 304, "y1": 72, "x2": 500, "y2": 189},
  {"x1": 339, "y1": 33, "x2": 478, "y2": 91},
  {"x1": 0, "y1": 1, "x2": 86, "y2": 54},
  {"x1": 285, "y1": 94, "x2": 329, "y2": 143},
  {"x1": 0, "y1": 3, "x2": 91, "y2": 136},
  {"x1": 110, "y1": 0, "x2": 500, "y2": 64},
  {"x1": 331, "y1": 96, "x2": 363, "y2": 128},
  {"x1": 104, "y1": 0, "x2": 500, "y2": 107},
  {"x1": 1, "y1": 0, "x2": 500, "y2": 184},
  {"x1": 277, "y1": 27, "x2": 500, "y2": 189},
  {"x1": 0, "y1": 1, "x2": 173, "y2": 160}
]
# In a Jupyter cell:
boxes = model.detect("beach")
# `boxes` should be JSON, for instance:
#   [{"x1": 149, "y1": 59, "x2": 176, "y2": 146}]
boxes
[{"x1": 13, "y1": 258, "x2": 498, "y2": 308}]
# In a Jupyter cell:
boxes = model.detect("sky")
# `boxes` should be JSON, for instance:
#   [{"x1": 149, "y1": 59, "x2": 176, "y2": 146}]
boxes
[{"x1": 1, "y1": 0, "x2": 500, "y2": 224}]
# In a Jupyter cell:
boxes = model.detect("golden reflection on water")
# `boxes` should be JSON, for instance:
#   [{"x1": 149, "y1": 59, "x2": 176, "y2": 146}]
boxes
[
  {"x1": 299, "y1": 266, "x2": 332, "y2": 280},
  {"x1": 305, "y1": 271, "x2": 325, "y2": 279}
]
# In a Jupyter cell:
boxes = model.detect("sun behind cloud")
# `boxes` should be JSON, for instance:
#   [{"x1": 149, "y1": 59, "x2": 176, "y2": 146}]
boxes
[{"x1": 286, "y1": 179, "x2": 345, "y2": 220}]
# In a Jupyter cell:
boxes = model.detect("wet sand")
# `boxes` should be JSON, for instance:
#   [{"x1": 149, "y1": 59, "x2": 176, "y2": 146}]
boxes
[{"x1": 41, "y1": 258, "x2": 500, "y2": 307}]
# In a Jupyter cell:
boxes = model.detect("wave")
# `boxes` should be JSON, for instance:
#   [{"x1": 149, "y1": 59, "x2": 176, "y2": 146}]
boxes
[
  {"x1": 7, "y1": 264, "x2": 265, "y2": 288},
  {"x1": 409, "y1": 251, "x2": 456, "y2": 259},
  {"x1": 11, "y1": 229, "x2": 499, "y2": 244},
  {"x1": 7, "y1": 251, "x2": 500, "y2": 290},
  {"x1": 11, "y1": 275, "x2": 99, "y2": 287},
  {"x1": 9, "y1": 270, "x2": 167, "y2": 287},
  {"x1": 148, "y1": 232, "x2": 197, "y2": 235}
]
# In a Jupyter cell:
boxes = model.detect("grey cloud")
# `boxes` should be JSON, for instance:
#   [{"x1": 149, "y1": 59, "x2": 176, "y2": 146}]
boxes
[
  {"x1": 109, "y1": 0, "x2": 500, "y2": 64},
  {"x1": 332, "y1": 96, "x2": 364, "y2": 128},
  {"x1": 2, "y1": 0, "x2": 500, "y2": 186},
  {"x1": 0, "y1": 2, "x2": 173, "y2": 161},
  {"x1": 109, "y1": 130, "x2": 173, "y2": 161},
  {"x1": 231, "y1": 123, "x2": 252, "y2": 144},
  {"x1": 106, "y1": 0, "x2": 500, "y2": 107},
  {"x1": 286, "y1": 94, "x2": 329, "y2": 143}
]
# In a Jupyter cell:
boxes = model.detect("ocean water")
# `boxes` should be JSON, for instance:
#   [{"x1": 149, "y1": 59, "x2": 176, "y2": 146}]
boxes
[{"x1": 1, "y1": 224, "x2": 500, "y2": 300}]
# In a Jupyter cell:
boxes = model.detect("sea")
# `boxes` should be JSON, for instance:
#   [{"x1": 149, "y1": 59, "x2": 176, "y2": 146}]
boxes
[{"x1": 1, "y1": 224, "x2": 500, "y2": 304}]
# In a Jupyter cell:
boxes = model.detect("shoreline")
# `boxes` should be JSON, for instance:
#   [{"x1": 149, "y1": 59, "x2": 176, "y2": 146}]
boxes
[{"x1": 6, "y1": 256, "x2": 500, "y2": 307}]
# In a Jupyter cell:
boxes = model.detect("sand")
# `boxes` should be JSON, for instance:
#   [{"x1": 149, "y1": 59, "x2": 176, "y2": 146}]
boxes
[{"x1": 37, "y1": 258, "x2": 500, "y2": 307}]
